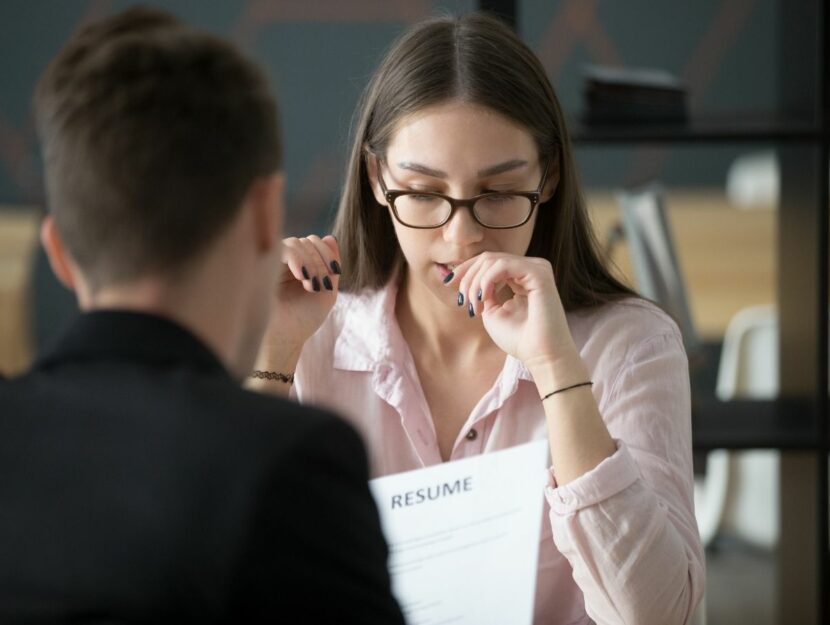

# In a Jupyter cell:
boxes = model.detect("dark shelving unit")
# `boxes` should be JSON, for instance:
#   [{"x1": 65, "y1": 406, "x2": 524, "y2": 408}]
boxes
[
  {"x1": 571, "y1": 115, "x2": 825, "y2": 145},
  {"x1": 691, "y1": 396, "x2": 819, "y2": 451},
  {"x1": 481, "y1": 0, "x2": 829, "y2": 623}
]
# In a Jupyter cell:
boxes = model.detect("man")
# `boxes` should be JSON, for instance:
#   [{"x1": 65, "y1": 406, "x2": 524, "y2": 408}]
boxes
[{"x1": 0, "y1": 8, "x2": 404, "y2": 624}]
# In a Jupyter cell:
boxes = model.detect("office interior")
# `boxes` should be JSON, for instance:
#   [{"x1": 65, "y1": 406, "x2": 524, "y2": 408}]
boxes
[{"x1": 0, "y1": 1, "x2": 826, "y2": 623}]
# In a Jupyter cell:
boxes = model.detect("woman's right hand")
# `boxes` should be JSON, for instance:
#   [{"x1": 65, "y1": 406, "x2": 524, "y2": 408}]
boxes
[{"x1": 257, "y1": 234, "x2": 341, "y2": 372}]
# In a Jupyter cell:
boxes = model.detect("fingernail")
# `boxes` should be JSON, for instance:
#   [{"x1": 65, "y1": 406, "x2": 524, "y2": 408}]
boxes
[
  {"x1": 443, "y1": 271, "x2": 454, "y2": 284},
  {"x1": 322, "y1": 276, "x2": 333, "y2": 291},
  {"x1": 457, "y1": 292, "x2": 464, "y2": 306},
  {"x1": 330, "y1": 260, "x2": 342, "y2": 275},
  {"x1": 477, "y1": 288, "x2": 483, "y2": 301},
  {"x1": 312, "y1": 276, "x2": 321, "y2": 292},
  {"x1": 302, "y1": 266, "x2": 310, "y2": 280},
  {"x1": 468, "y1": 302, "x2": 475, "y2": 318}
]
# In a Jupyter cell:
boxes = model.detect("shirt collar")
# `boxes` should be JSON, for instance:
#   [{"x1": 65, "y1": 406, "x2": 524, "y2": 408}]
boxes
[
  {"x1": 334, "y1": 282, "x2": 404, "y2": 372},
  {"x1": 37, "y1": 310, "x2": 229, "y2": 378},
  {"x1": 333, "y1": 280, "x2": 535, "y2": 383}
]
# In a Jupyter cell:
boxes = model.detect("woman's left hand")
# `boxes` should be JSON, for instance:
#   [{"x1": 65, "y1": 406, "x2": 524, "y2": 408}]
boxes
[{"x1": 446, "y1": 252, "x2": 577, "y2": 367}]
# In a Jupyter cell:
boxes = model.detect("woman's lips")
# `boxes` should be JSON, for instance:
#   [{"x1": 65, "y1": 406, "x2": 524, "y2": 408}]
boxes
[{"x1": 436, "y1": 261, "x2": 462, "y2": 280}]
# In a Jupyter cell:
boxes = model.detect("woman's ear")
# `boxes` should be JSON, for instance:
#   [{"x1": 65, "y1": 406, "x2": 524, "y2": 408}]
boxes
[{"x1": 364, "y1": 153, "x2": 389, "y2": 207}]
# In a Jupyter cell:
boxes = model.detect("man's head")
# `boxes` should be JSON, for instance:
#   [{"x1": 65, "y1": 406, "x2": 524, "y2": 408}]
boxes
[
  {"x1": 35, "y1": 6, "x2": 281, "y2": 290},
  {"x1": 35, "y1": 7, "x2": 285, "y2": 374}
]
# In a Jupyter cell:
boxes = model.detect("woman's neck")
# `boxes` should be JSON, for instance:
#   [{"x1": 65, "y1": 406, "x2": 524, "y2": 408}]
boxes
[{"x1": 396, "y1": 271, "x2": 498, "y2": 364}]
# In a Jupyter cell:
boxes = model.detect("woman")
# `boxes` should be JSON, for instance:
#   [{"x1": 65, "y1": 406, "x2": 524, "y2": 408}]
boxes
[{"x1": 254, "y1": 13, "x2": 704, "y2": 625}]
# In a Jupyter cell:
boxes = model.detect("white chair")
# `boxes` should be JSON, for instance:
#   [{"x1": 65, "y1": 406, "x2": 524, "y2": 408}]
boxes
[
  {"x1": 713, "y1": 305, "x2": 779, "y2": 549},
  {"x1": 693, "y1": 449, "x2": 730, "y2": 547},
  {"x1": 726, "y1": 150, "x2": 778, "y2": 209},
  {"x1": 616, "y1": 183, "x2": 700, "y2": 358},
  {"x1": 691, "y1": 304, "x2": 780, "y2": 551}
]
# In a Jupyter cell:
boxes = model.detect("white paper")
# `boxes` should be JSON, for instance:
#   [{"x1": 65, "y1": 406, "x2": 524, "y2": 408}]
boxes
[{"x1": 369, "y1": 439, "x2": 549, "y2": 625}]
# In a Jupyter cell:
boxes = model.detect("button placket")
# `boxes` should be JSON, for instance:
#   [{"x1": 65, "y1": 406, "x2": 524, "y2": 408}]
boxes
[
  {"x1": 450, "y1": 361, "x2": 526, "y2": 460},
  {"x1": 385, "y1": 364, "x2": 445, "y2": 467}
]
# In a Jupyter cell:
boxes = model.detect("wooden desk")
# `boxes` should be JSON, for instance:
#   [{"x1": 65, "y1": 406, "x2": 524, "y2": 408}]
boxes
[
  {"x1": 586, "y1": 190, "x2": 776, "y2": 341},
  {"x1": 0, "y1": 208, "x2": 38, "y2": 376}
]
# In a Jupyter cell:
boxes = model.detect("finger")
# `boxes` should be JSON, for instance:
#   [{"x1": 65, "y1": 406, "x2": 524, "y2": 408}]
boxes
[
  {"x1": 457, "y1": 255, "x2": 490, "y2": 317},
  {"x1": 470, "y1": 260, "x2": 495, "y2": 316},
  {"x1": 305, "y1": 235, "x2": 339, "y2": 291},
  {"x1": 477, "y1": 257, "x2": 533, "y2": 305},
  {"x1": 281, "y1": 237, "x2": 316, "y2": 286},
  {"x1": 441, "y1": 255, "x2": 472, "y2": 287},
  {"x1": 320, "y1": 234, "x2": 342, "y2": 275},
  {"x1": 306, "y1": 234, "x2": 339, "y2": 275},
  {"x1": 443, "y1": 251, "x2": 483, "y2": 287},
  {"x1": 456, "y1": 256, "x2": 479, "y2": 316},
  {"x1": 296, "y1": 237, "x2": 329, "y2": 293}
]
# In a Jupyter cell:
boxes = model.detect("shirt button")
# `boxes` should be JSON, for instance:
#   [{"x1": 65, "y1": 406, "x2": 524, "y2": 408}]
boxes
[{"x1": 465, "y1": 428, "x2": 478, "y2": 441}]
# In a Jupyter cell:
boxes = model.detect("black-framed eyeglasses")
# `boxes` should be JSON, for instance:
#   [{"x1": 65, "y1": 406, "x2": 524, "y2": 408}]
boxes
[{"x1": 376, "y1": 157, "x2": 548, "y2": 230}]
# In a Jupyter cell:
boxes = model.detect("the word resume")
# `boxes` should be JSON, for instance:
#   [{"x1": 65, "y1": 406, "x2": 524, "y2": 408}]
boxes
[{"x1": 369, "y1": 439, "x2": 549, "y2": 625}]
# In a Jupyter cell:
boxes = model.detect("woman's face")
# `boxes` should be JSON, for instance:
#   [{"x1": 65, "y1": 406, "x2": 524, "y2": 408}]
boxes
[{"x1": 369, "y1": 100, "x2": 557, "y2": 308}]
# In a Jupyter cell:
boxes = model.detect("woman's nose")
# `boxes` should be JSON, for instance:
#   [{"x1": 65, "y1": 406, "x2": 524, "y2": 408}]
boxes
[{"x1": 442, "y1": 205, "x2": 484, "y2": 245}]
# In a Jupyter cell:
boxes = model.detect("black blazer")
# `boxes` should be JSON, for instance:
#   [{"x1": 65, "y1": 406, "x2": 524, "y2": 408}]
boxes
[{"x1": 0, "y1": 311, "x2": 404, "y2": 624}]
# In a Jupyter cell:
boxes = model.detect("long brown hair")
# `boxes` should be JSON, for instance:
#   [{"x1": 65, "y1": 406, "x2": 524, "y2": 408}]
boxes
[{"x1": 333, "y1": 12, "x2": 635, "y2": 310}]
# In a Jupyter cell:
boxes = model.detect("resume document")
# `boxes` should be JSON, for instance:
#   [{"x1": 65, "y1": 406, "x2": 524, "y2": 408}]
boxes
[{"x1": 369, "y1": 440, "x2": 549, "y2": 625}]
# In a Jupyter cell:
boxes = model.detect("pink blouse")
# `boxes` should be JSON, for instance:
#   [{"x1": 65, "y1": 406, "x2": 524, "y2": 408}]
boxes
[{"x1": 293, "y1": 282, "x2": 705, "y2": 625}]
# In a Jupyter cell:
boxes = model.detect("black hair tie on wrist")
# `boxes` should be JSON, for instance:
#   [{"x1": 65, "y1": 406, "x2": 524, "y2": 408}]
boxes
[{"x1": 541, "y1": 381, "x2": 593, "y2": 401}]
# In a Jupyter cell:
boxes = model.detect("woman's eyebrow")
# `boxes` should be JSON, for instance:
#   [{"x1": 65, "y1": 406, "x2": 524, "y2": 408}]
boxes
[
  {"x1": 397, "y1": 162, "x2": 447, "y2": 178},
  {"x1": 396, "y1": 159, "x2": 529, "y2": 178},
  {"x1": 478, "y1": 159, "x2": 528, "y2": 177}
]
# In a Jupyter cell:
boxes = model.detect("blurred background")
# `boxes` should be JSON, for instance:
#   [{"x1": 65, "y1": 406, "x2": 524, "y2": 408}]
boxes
[{"x1": 0, "y1": 1, "x2": 826, "y2": 624}]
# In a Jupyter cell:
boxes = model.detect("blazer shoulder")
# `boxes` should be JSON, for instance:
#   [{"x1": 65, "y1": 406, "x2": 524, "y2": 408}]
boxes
[{"x1": 230, "y1": 384, "x2": 364, "y2": 456}]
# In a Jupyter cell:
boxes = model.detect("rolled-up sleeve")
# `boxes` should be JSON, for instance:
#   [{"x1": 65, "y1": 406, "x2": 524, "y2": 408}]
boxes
[{"x1": 545, "y1": 331, "x2": 705, "y2": 625}]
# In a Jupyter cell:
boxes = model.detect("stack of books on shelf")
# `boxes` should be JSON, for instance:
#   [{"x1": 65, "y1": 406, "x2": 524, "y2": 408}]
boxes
[{"x1": 582, "y1": 64, "x2": 688, "y2": 125}]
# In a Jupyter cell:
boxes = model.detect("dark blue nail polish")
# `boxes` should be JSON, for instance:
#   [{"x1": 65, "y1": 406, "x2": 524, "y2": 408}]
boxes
[
  {"x1": 312, "y1": 276, "x2": 321, "y2": 292},
  {"x1": 322, "y1": 276, "x2": 333, "y2": 291},
  {"x1": 477, "y1": 288, "x2": 483, "y2": 301},
  {"x1": 443, "y1": 271, "x2": 454, "y2": 284},
  {"x1": 457, "y1": 292, "x2": 464, "y2": 306},
  {"x1": 468, "y1": 302, "x2": 475, "y2": 317},
  {"x1": 302, "y1": 266, "x2": 310, "y2": 280},
  {"x1": 330, "y1": 260, "x2": 342, "y2": 275}
]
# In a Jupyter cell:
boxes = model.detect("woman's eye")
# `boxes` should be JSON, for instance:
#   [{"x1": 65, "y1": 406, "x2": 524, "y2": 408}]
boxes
[
  {"x1": 482, "y1": 193, "x2": 513, "y2": 203},
  {"x1": 409, "y1": 193, "x2": 439, "y2": 202}
]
